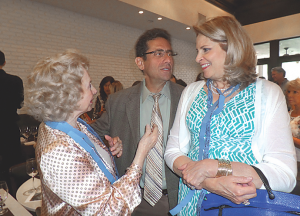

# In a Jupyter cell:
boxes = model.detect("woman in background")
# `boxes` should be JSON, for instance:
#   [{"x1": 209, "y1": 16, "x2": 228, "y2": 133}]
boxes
[
  {"x1": 287, "y1": 78, "x2": 300, "y2": 169},
  {"x1": 109, "y1": 80, "x2": 123, "y2": 94},
  {"x1": 93, "y1": 76, "x2": 115, "y2": 118},
  {"x1": 26, "y1": 49, "x2": 158, "y2": 215}
]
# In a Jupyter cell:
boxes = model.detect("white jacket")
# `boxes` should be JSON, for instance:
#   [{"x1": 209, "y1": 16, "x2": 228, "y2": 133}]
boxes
[{"x1": 165, "y1": 79, "x2": 297, "y2": 192}]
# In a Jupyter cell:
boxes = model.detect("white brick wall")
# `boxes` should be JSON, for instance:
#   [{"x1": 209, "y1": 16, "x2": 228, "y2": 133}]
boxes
[{"x1": 0, "y1": 0, "x2": 200, "y2": 113}]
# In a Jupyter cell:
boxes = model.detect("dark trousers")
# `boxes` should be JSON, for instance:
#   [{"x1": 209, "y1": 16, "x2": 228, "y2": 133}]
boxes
[{"x1": 132, "y1": 192, "x2": 170, "y2": 216}]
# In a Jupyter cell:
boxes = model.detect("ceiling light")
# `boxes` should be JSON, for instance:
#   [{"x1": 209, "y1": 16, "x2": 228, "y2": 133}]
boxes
[
  {"x1": 158, "y1": 17, "x2": 162, "y2": 20},
  {"x1": 139, "y1": 11, "x2": 143, "y2": 14},
  {"x1": 186, "y1": 27, "x2": 191, "y2": 30}
]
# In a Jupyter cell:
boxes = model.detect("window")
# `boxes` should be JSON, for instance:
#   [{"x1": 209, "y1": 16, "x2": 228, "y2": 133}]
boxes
[
  {"x1": 254, "y1": 43, "x2": 270, "y2": 59},
  {"x1": 279, "y1": 37, "x2": 300, "y2": 56},
  {"x1": 282, "y1": 61, "x2": 300, "y2": 80}
]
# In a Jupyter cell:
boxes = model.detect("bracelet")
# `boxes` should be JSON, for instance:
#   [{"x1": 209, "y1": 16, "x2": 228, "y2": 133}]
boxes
[{"x1": 215, "y1": 159, "x2": 233, "y2": 177}]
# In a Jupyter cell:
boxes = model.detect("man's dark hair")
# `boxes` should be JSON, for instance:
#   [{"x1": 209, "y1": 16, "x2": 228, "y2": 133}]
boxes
[
  {"x1": 272, "y1": 66, "x2": 286, "y2": 77},
  {"x1": 0, "y1": 51, "x2": 5, "y2": 66},
  {"x1": 135, "y1": 28, "x2": 171, "y2": 60}
]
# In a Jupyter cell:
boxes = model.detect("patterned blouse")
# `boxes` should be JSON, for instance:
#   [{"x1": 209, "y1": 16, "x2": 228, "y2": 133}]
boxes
[
  {"x1": 289, "y1": 111, "x2": 300, "y2": 161},
  {"x1": 178, "y1": 83, "x2": 258, "y2": 216},
  {"x1": 36, "y1": 121, "x2": 142, "y2": 215}
]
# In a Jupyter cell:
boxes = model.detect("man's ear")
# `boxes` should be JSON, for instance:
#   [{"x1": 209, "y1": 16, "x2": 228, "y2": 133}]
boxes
[{"x1": 135, "y1": 57, "x2": 144, "y2": 71}]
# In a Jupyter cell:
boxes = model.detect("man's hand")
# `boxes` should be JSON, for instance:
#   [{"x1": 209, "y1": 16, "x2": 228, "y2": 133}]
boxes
[{"x1": 105, "y1": 135, "x2": 123, "y2": 158}]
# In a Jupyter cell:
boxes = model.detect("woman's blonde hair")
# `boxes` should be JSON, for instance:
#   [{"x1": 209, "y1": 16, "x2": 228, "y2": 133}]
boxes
[
  {"x1": 26, "y1": 49, "x2": 89, "y2": 122},
  {"x1": 109, "y1": 81, "x2": 123, "y2": 94},
  {"x1": 287, "y1": 78, "x2": 300, "y2": 91},
  {"x1": 193, "y1": 16, "x2": 257, "y2": 90}
]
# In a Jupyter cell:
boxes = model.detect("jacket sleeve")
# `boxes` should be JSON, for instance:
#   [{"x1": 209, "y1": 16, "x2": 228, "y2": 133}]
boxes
[{"x1": 253, "y1": 80, "x2": 297, "y2": 192}]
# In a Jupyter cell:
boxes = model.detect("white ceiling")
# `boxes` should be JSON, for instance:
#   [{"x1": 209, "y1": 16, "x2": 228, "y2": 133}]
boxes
[
  {"x1": 30, "y1": 0, "x2": 197, "y2": 43},
  {"x1": 29, "y1": 0, "x2": 300, "y2": 57}
]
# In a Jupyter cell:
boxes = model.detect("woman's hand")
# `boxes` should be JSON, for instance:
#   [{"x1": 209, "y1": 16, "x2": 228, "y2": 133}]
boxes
[
  {"x1": 105, "y1": 135, "x2": 123, "y2": 158},
  {"x1": 178, "y1": 159, "x2": 218, "y2": 190},
  {"x1": 203, "y1": 176, "x2": 257, "y2": 204},
  {"x1": 132, "y1": 124, "x2": 158, "y2": 167}
]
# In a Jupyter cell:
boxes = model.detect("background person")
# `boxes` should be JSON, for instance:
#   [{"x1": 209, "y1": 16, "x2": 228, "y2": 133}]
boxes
[
  {"x1": 271, "y1": 66, "x2": 289, "y2": 93},
  {"x1": 109, "y1": 80, "x2": 124, "y2": 94},
  {"x1": 92, "y1": 28, "x2": 184, "y2": 216},
  {"x1": 165, "y1": 16, "x2": 296, "y2": 215},
  {"x1": 26, "y1": 49, "x2": 158, "y2": 215},
  {"x1": 287, "y1": 79, "x2": 300, "y2": 171},
  {"x1": 0, "y1": 50, "x2": 24, "y2": 191},
  {"x1": 93, "y1": 76, "x2": 115, "y2": 118}
]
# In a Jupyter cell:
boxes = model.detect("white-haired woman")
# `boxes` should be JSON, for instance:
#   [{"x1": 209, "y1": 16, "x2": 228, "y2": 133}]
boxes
[
  {"x1": 26, "y1": 50, "x2": 158, "y2": 215},
  {"x1": 287, "y1": 78, "x2": 300, "y2": 168}
]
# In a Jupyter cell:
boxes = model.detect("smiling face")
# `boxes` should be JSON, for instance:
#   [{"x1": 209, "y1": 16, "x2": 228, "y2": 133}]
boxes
[
  {"x1": 271, "y1": 71, "x2": 284, "y2": 83},
  {"x1": 287, "y1": 87, "x2": 300, "y2": 107},
  {"x1": 135, "y1": 37, "x2": 174, "y2": 92},
  {"x1": 195, "y1": 34, "x2": 227, "y2": 83},
  {"x1": 76, "y1": 69, "x2": 97, "y2": 115}
]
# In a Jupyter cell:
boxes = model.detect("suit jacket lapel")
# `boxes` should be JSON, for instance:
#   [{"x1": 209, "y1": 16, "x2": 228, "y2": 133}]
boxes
[{"x1": 125, "y1": 83, "x2": 142, "y2": 147}]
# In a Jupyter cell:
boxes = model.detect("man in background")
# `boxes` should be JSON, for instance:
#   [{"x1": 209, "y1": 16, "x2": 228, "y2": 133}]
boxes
[
  {"x1": 0, "y1": 50, "x2": 24, "y2": 188},
  {"x1": 92, "y1": 28, "x2": 184, "y2": 215},
  {"x1": 271, "y1": 66, "x2": 289, "y2": 93}
]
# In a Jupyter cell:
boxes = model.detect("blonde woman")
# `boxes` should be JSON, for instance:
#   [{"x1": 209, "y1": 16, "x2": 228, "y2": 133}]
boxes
[{"x1": 165, "y1": 16, "x2": 296, "y2": 215}]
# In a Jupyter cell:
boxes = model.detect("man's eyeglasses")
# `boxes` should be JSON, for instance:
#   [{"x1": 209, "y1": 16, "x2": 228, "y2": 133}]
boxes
[{"x1": 142, "y1": 50, "x2": 177, "y2": 58}]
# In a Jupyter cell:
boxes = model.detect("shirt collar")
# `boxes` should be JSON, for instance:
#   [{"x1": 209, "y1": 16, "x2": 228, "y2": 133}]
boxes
[{"x1": 141, "y1": 79, "x2": 171, "y2": 103}]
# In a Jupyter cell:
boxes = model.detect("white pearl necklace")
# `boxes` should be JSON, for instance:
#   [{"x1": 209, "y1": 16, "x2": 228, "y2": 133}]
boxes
[{"x1": 209, "y1": 81, "x2": 231, "y2": 95}]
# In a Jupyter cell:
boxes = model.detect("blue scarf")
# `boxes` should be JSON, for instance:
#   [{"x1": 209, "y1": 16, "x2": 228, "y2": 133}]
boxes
[{"x1": 170, "y1": 79, "x2": 240, "y2": 215}]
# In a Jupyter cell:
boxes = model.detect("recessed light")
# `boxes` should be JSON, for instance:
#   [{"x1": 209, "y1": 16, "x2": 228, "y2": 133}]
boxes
[
  {"x1": 186, "y1": 27, "x2": 191, "y2": 30},
  {"x1": 158, "y1": 17, "x2": 162, "y2": 20},
  {"x1": 139, "y1": 11, "x2": 143, "y2": 14}
]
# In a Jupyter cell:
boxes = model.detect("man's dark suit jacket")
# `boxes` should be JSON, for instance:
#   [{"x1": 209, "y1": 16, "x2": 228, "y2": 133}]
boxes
[
  {"x1": 92, "y1": 81, "x2": 184, "y2": 209},
  {"x1": 0, "y1": 69, "x2": 24, "y2": 172}
]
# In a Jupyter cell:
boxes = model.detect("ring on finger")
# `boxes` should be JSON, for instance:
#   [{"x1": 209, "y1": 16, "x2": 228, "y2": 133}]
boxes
[
  {"x1": 187, "y1": 184, "x2": 195, "y2": 190},
  {"x1": 242, "y1": 199, "x2": 250, "y2": 205}
]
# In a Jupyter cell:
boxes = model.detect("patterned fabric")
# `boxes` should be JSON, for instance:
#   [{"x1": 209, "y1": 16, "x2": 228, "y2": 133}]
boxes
[
  {"x1": 290, "y1": 112, "x2": 300, "y2": 139},
  {"x1": 289, "y1": 111, "x2": 300, "y2": 161},
  {"x1": 178, "y1": 83, "x2": 258, "y2": 216},
  {"x1": 93, "y1": 95, "x2": 104, "y2": 117},
  {"x1": 144, "y1": 93, "x2": 163, "y2": 206},
  {"x1": 36, "y1": 121, "x2": 142, "y2": 216}
]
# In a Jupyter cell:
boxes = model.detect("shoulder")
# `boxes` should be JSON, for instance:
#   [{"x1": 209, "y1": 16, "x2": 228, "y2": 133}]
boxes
[
  {"x1": 182, "y1": 81, "x2": 205, "y2": 97},
  {"x1": 3, "y1": 72, "x2": 23, "y2": 84},
  {"x1": 107, "y1": 83, "x2": 141, "y2": 104},
  {"x1": 258, "y1": 79, "x2": 283, "y2": 97},
  {"x1": 169, "y1": 81, "x2": 184, "y2": 92}
]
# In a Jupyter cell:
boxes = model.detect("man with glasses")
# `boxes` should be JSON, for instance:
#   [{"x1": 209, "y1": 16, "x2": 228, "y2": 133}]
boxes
[{"x1": 92, "y1": 28, "x2": 184, "y2": 215}]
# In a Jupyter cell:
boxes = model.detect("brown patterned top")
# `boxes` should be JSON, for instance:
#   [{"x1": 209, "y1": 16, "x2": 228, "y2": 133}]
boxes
[{"x1": 36, "y1": 121, "x2": 142, "y2": 215}]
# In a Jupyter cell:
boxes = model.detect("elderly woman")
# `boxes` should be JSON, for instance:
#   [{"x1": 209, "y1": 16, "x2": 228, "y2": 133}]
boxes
[
  {"x1": 165, "y1": 16, "x2": 296, "y2": 215},
  {"x1": 287, "y1": 79, "x2": 300, "y2": 166},
  {"x1": 26, "y1": 50, "x2": 158, "y2": 215}
]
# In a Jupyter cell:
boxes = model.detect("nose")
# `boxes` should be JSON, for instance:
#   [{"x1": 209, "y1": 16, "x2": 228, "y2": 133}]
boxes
[
  {"x1": 195, "y1": 53, "x2": 203, "y2": 63},
  {"x1": 163, "y1": 53, "x2": 172, "y2": 63}
]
